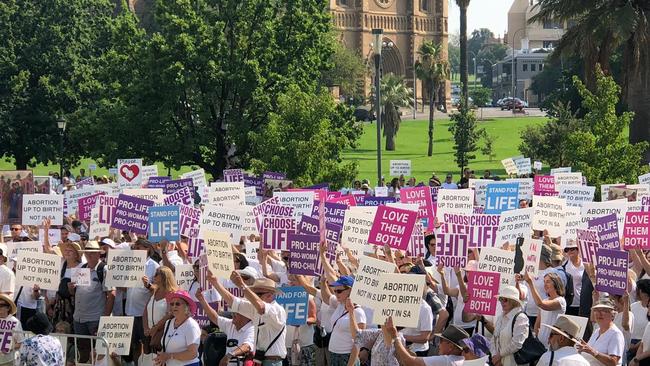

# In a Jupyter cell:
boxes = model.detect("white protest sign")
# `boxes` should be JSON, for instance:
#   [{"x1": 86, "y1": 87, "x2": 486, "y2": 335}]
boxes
[
  {"x1": 341, "y1": 210, "x2": 374, "y2": 248},
  {"x1": 386, "y1": 202, "x2": 419, "y2": 212},
  {"x1": 507, "y1": 178, "x2": 534, "y2": 200},
  {"x1": 627, "y1": 184, "x2": 650, "y2": 198},
  {"x1": 175, "y1": 264, "x2": 195, "y2": 291},
  {"x1": 557, "y1": 185, "x2": 595, "y2": 207},
  {"x1": 350, "y1": 255, "x2": 397, "y2": 307},
  {"x1": 181, "y1": 168, "x2": 207, "y2": 188},
  {"x1": 554, "y1": 172, "x2": 583, "y2": 187},
  {"x1": 96, "y1": 316, "x2": 134, "y2": 356},
  {"x1": 532, "y1": 195, "x2": 567, "y2": 237},
  {"x1": 550, "y1": 167, "x2": 572, "y2": 175},
  {"x1": 373, "y1": 273, "x2": 426, "y2": 328},
  {"x1": 390, "y1": 160, "x2": 411, "y2": 176},
  {"x1": 374, "y1": 187, "x2": 388, "y2": 197},
  {"x1": 199, "y1": 204, "x2": 245, "y2": 244},
  {"x1": 122, "y1": 188, "x2": 165, "y2": 204},
  {"x1": 477, "y1": 247, "x2": 515, "y2": 289},
  {"x1": 495, "y1": 207, "x2": 533, "y2": 245},
  {"x1": 64, "y1": 186, "x2": 97, "y2": 215},
  {"x1": 274, "y1": 191, "x2": 314, "y2": 218},
  {"x1": 501, "y1": 158, "x2": 518, "y2": 175},
  {"x1": 436, "y1": 189, "x2": 474, "y2": 221},
  {"x1": 533, "y1": 161, "x2": 543, "y2": 171},
  {"x1": 208, "y1": 182, "x2": 245, "y2": 207},
  {"x1": 5, "y1": 241, "x2": 42, "y2": 261},
  {"x1": 514, "y1": 157, "x2": 531, "y2": 175},
  {"x1": 95, "y1": 183, "x2": 121, "y2": 196},
  {"x1": 15, "y1": 252, "x2": 61, "y2": 290},
  {"x1": 105, "y1": 250, "x2": 147, "y2": 288},
  {"x1": 242, "y1": 206, "x2": 258, "y2": 236},
  {"x1": 140, "y1": 165, "x2": 158, "y2": 185},
  {"x1": 521, "y1": 238, "x2": 543, "y2": 275},
  {"x1": 21, "y1": 194, "x2": 63, "y2": 225},
  {"x1": 561, "y1": 206, "x2": 584, "y2": 249},
  {"x1": 89, "y1": 164, "x2": 97, "y2": 171},
  {"x1": 117, "y1": 158, "x2": 143, "y2": 189},
  {"x1": 469, "y1": 179, "x2": 492, "y2": 207},
  {"x1": 581, "y1": 199, "x2": 628, "y2": 236},
  {"x1": 89, "y1": 206, "x2": 110, "y2": 239},
  {"x1": 640, "y1": 174, "x2": 650, "y2": 185},
  {"x1": 601, "y1": 183, "x2": 624, "y2": 202},
  {"x1": 38, "y1": 228, "x2": 61, "y2": 246},
  {"x1": 71, "y1": 267, "x2": 91, "y2": 286},
  {"x1": 244, "y1": 241, "x2": 260, "y2": 261},
  {"x1": 203, "y1": 230, "x2": 235, "y2": 279}
]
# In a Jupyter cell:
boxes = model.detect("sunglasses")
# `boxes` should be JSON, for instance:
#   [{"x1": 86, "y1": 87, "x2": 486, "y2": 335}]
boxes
[
  {"x1": 0, "y1": 303, "x2": 9, "y2": 308},
  {"x1": 169, "y1": 302, "x2": 184, "y2": 307},
  {"x1": 254, "y1": 292, "x2": 269, "y2": 297},
  {"x1": 498, "y1": 298, "x2": 509, "y2": 303},
  {"x1": 282, "y1": 257, "x2": 289, "y2": 261},
  {"x1": 10, "y1": 228, "x2": 20, "y2": 231},
  {"x1": 334, "y1": 288, "x2": 350, "y2": 294},
  {"x1": 564, "y1": 248, "x2": 578, "y2": 253}
]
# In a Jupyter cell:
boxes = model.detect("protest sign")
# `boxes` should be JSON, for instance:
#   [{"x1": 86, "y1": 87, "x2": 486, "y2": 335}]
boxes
[
  {"x1": 117, "y1": 159, "x2": 143, "y2": 189},
  {"x1": 71, "y1": 267, "x2": 91, "y2": 286},
  {"x1": 466, "y1": 271, "x2": 500, "y2": 316},
  {"x1": 363, "y1": 196, "x2": 397, "y2": 206},
  {"x1": 147, "y1": 176, "x2": 171, "y2": 189},
  {"x1": 550, "y1": 167, "x2": 572, "y2": 175},
  {"x1": 400, "y1": 186, "x2": 435, "y2": 229},
  {"x1": 601, "y1": 184, "x2": 624, "y2": 202},
  {"x1": 375, "y1": 186, "x2": 388, "y2": 197},
  {"x1": 123, "y1": 188, "x2": 165, "y2": 204},
  {"x1": 274, "y1": 191, "x2": 314, "y2": 218},
  {"x1": 76, "y1": 177, "x2": 94, "y2": 189},
  {"x1": 640, "y1": 173, "x2": 650, "y2": 185},
  {"x1": 181, "y1": 168, "x2": 207, "y2": 188},
  {"x1": 188, "y1": 238, "x2": 204, "y2": 260},
  {"x1": 175, "y1": 264, "x2": 195, "y2": 291},
  {"x1": 223, "y1": 169, "x2": 245, "y2": 183},
  {"x1": 534, "y1": 175, "x2": 556, "y2": 195},
  {"x1": 288, "y1": 233, "x2": 320, "y2": 276},
  {"x1": 485, "y1": 183, "x2": 519, "y2": 214},
  {"x1": 77, "y1": 192, "x2": 105, "y2": 223},
  {"x1": 469, "y1": 179, "x2": 492, "y2": 207},
  {"x1": 558, "y1": 186, "x2": 595, "y2": 207},
  {"x1": 21, "y1": 194, "x2": 63, "y2": 225},
  {"x1": 609, "y1": 187, "x2": 637, "y2": 202},
  {"x1": 628, "y1": 184, "x2": 650, "y2": 198},
  {"x1": 328, "y1": 194, "x2": 357, "y2": 207},
  {"x1": 96, "y1": 316, "x2": 134, "y2": 356},
  {"x1": 163, "y1": 186, "x2": 194, "y2": 206},
  {"x1": 147, "y1": 205, "x2": 180, "y2": 242},
  {"x1": 179, "y1": 204, "x2": 201, "y2": 238},
  {"x1": 5, "y1": 240, "x2": 41, "y2": 261},
  {"x1": 350, "y1": 255, "x2": 397, "y2": 306},
  {"x1": 34, "y1": 176, "x2": 54, "y2": 194},
  {"x1": 162, "y1": 179, "x2": 193, "y2": 195},
  {"x1": 576, "y1": 228, "x2": 599, "y2": 264},
  {"x1": 441, "y1": 213, "x2": 500, "y2": 248},
  {"x1": 554, "y1": 172, "x2": 583, "y2": 187},
  {"x1": 245, "y1": 187, "x2": 262, "y2": 205},
  {"x1": 106, "y1": 250, "x2": 147, "y2": 288},
  {"x1": 436, "y1": 189, "x2": 474, "y2": 221},
  {"x1": 521, "y1": 239, "x2": 543, "y2": 275},
  {"x1": 265, "y1": 178, "x2": 292, "y2": 191},
  {"x1": 534, "y1": 161, "x2": 543, "y2": 171},
  {"x1": 507, "y1": 178, "x2": 534, "y2": 200},
  {"x1": 595, "y1": 249, "x2": 628, "y2": 296},
  {"x1": 0, "y1": 315, "x2": 19, "y2": 353},
  {"x1": 390, "y1": 160, "x2": 411, "y2": 176},
  {"x1": 582, "y1": 200, "x2": 628, "y2": 237},
  {"x1": 244, "y1": 241, "x2": 259, "y2": 261},
  {"x1": 407, "y1": 222, "x2": 426, "y2": 257},
  {"x1": 15, "y1": 252, "x2": 61, "y2": 290},
  {"x1": 263, "y1": 171, "x2": 287, "y2": 180},
  {"x1": 208, "y1": 182, "x2": 245, "y2": 207},
  {"x1": 588, "y1": 214, "x2": 620, "y2": 249},
  {"x1": 532, "y1": 195, "x2": 566, "y2": 237},
  {"x1": 260, "y1": 215, "x2": 296, "y2": 251},
  {"x1": 367, "y1": 205, "x2": 417, "y2": 250},
  {"x1": 373, "y1": 273, "x2": 426, "y2": 328},
  {"x1": 341, "y1": 210, "x2": 374, "y2": 248},
  {"x1": 244, "y1": 175, "x2": 264, "y2": 196},
  {"x1": 561, "y1": 206, "x2": 584, "y2": 249},
  {"x1": 514, "y1": 157, "x2": 531, "y2": 175},
  {"x1": 297, "y1": 214, "x2": 319, "y2": 235},
  {"x1": 477, "y1": 247, "x2": 515, "y2": 289},
  {"x1": 203, "y1": 231, "x2": 235, "y2": 280},
  {"x1": 495, "y1": 208, "x2": 533, "y2": 245},
  {"x1": 435, "y1": 230, "x2": 469, "y2": 268},
  {"x1": 276, "y1": 287, "x2": 310, "y2": 326},
  {"x1": 111, "y1": 194, "x2": 154, "y2": 235},
  {"x1": 64, "y1": 186, "x2": 96, "y2": 216},
  {"x1": 623, "y1": 212, "x2": 650, "y2": 250},
  {"x1": 199, "y1": 204, "x2": 244, "y2": 244},
  {"x1": 501, "y1": 158, "x2": 518, "y2": 175},
  {"x1": 323, "y1": 202, "x2": 347, "y2": 227},
  {"x1": 140, "y1": 165, "x2": 158, "y2": 186},
  {"x1": 38, "y1": 228, "x2": 61, "y2": 246}
]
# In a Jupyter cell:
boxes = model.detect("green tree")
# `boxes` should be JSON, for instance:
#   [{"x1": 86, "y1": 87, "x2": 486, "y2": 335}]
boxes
[
  {"x1": 448, "y1": 43, "x2": 460, "y2": 80},
  {"x1": 0, "y1": 0, "x2": 116, "y2": 169},
  {"x1": 249, "y1": 85, "x2": 361, "y2": 188},
  {"x1": 448, "y1": 102, "x2": 482, "y2": 172},
  {"x1": 379, "y1": 74, "x2": 413, "y2": 151},
  {"x1": 470, "y1": 87, "x2": 491, "y2": 120},
  {"x1": 456, "y1": 0, "x2": 471, "y2": 107},
  {"x1": 321, "y1": 37, "x2": 366, "y2": 101},
  {"x1": 416, "y1": 41, "x2": 450, "y2": 156},
  {"x1": 468, "y1": 28, "x2": 495, "y2": 74},
  {"x1": 480, "y1": 130, "x2": 497, "y2": 162}
]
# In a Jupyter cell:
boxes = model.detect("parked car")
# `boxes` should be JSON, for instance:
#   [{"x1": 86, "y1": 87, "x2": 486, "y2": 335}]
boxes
[
  {"x1": 501, "y1": 97, "x2": 525, "y2": 111},
  {"x1": 354, "y1": 106, "x2": 375, "y2": 122}
]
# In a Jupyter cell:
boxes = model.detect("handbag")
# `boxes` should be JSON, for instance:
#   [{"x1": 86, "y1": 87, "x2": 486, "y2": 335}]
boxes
[
  {"x1": 510, "y1": 311, "x2": 546, "y2": 365},
  {"x1": 143, "y1": 294, "x2": 165, "y2": 354}
]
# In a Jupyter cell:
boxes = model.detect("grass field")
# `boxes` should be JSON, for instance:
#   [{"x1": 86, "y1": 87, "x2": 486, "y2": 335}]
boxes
[{"x1": 342, "y1": 116, "x2": 548, "y2": 183}]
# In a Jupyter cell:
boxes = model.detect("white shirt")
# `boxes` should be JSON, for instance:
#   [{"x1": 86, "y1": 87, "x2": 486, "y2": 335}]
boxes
[
  {"x1": 564, "y1": 260, "x2": 584, "y2": 307},
  {"x1": 146, "y1": 295, "x2": 168, "y2": 328},
  {"x1": 538, "y1": 346, "x2": 590, "y2": 366},
  {"x1": 538, "y1": 297, "x2": 567, "y2": 346},
  {"x1": 402, "y1": 301, "x2": 434, "y2": 352},
  {"x1": 585, "y1": 325, "x2": 625, "y2": 366},
  {"x1": 125, "y1": 257, "x2": 159, "y2": 316},
  {"x1": 441, "y1": 182, "x2": 458, "y2": 190},
  {"x1": 640, "y1": 322, "x2": 650, "y2": 352},
  {"x1": 422, "y1": 354, "x2": 464, "y2": 366},
  {"x1": 216, "y1": 316, "x2": 255, "y2": 355},
  {"x1": 526, "y1": 268, "x2": 553, "y2": 316},
  {"x1": 491, "y1": 308, "x2": 529, "y2": 366},
  {"x1": 231, "y1": 297, "x2": 287, "y2": 358},
  {"x1": 613, "y1": 311, "x2": 634, "y2": 350},
  {"x1": 0, "y1": 264, "x2": 15, "y2": 297},
  {"x1": 161, "y1": 317, "x2": 201, "y2": 366},
  {"x1": 328, "y1": 295, "x2": 367, "y2": 354},
  {"x1": 631, "y1": 301, "x2": 648, "y2": 340}
]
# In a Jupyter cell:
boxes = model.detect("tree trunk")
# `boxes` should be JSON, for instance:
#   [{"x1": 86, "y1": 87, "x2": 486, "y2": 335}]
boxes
[
  {"x1": 427, "y1": 84, "x2": 436, "y2": 156},
  {"x1": 385, "y1": 111, "x2": 396, "y2": 151},
  {"x1": 14, "y1": 155, "x2": 28, "y2": 170},
  {"x1": 460, "y1": 4, "x2": 469, "y2": 108}
]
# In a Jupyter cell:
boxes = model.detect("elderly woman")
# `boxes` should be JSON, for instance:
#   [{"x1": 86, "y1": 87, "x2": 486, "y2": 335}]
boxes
[
  {"x1": 486, "y1": 286, "x2": 529, "y2": 366},
  {"x1": 18, "y1": 312, "x2": 64, "y2": 366},
  {"x1": 0, "y1": 294, "x2": 22, "y2": 366},
  {"x1": 154, "y1": 290, "x2": 201, "y2": 366},
  {"x1": 346, "y1": 298, "x2": 403, "y2": 366},
  {"x1": 143, "y1": 267, "x2": 177, "y2": 355},
  {"x1": 577, "y1": 299, "x2": 625, "y2": 366},
  {"x1": 525, "y1": 271, "x2": 567, "y2": 347}
]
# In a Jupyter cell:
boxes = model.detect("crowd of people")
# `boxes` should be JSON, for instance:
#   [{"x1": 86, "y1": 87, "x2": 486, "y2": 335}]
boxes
[{"x1": 0, "y1": 166, "x2": 647, "y2": 366}]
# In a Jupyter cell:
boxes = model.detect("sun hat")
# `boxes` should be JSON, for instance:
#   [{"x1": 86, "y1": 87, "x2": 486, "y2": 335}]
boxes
[
  {"x1": 540, "y1": 244, "x2": 552, "y2": 264},
  {"x1": 82, "y1": 240, "x2": 102, "y2": 252},
  {"x1": 0, "y1": 294, "x2": 17, "y2": 315},
  {"x1": 330, "y1": 275, "x2": 355, "y2": 287},
  {"x1": 68, "y1": 233, "x2": 81, "y2": 242},
  {"x1": 549, "y1": 244, "x2": 563, "y2": 262},
  {"x1": 495, "y1": 285, "x2": 523, "y2": 307},
  {"x1": 166, "y1": 290, "x2": 198, "y2": 315},
  {"x1": 564, "y1": 239, "x2": 578, "y2": 249},
  {"x1": 236, "y1": 267, "x2": 259, "y2": 281},
  {"x1": 462, "y1": 333, "x2": 491, "y2": 357},
  {"x1": 435, "y1": 325, "x2": 470, "y2": 350},
  {"x1": 541, "y1": 315, "x2": 581, "y2": 342},
  {"x1": 61, "y1": 241, "x2": 83, "y2": 258},
  {"x1": 100, "y1": 238, "x2": 117, "y2": 248},
  {"x1": 592, "y1": 298, "x2": 616, "y2": 311},
  {"x1": 249, "y1": 277, "x2": 283, "y2": 295}
]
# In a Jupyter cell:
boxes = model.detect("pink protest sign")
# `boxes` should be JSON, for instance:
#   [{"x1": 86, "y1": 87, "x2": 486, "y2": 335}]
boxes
[
  {"x1": 467, "y1": 271, "x2": 500, "y2": 316},
  {"x1": 534, "y1": 175, "x2": 557, "y2": 196},
  {"x1": 78, "y1": 192, "x2": 106, "y2": 223},
  {"x1": 98, "y1": 195, "x2": 119, "y2": 225},
  {"x1": 327, "y1": 191, "x2": 342, "y2": 200},
  {"x1": 576, "y1": 228, "x2": 598, "y2": 263},
  {"x1": 327, "y1": 195, "x2": 356, "y2": 206},
  {"x1": 261, "y1": 216, "x2": 297, "y2": 250},
  {"x1": 179, "y1": 204, "x2": 201, "y2": 238},
  {"x1": 623, "y1": 212, "x2": 650, "y2": 250},
  {"x1": 367, "y1": 206, "x2": 418, "y2": 250},
  {"x1": 400, "y1": 186, "x2": 436, "y2": 230}
]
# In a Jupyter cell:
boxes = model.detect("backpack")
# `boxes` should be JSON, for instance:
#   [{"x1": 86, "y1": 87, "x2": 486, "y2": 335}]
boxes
[
  {"x1": 82, "y1": 262, "x2": 106, "y2": 284},
  {"x1": 57, "y1": 261, "x2": 72, "y2": 299},
  {"x1": 558, "y1": 264, "x2": 574, "y2": 306}
]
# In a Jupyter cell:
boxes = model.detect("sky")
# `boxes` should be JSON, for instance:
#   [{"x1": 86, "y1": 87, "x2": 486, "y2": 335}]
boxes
[{"x1": 448, "y1": 0, "x2": 513, "y2": 39}]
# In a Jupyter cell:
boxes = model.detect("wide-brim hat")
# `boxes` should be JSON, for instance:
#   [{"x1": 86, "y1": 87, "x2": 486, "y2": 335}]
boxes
[
  {"x1": 549, "y1": 244, "x2": 563, "y2": 262},
  {"x1": 100, "y1": 238, "x2": 116, "y2": 248},
  {"x1": 495, "y1": 285, "x2": 523, "y2": 307},
  {"x1": 592, "y1": 299, "x2": 616, "y2": 311},
  {"x1": 166, "y1": 290, "x2": 198, "y2": 316},
  {"x1": 435, "y1": 325, "x2": 470, "y2": 350},
  {"x1": 61, "y1": 241, "x2": 82, "y2": 257},
  {"x1": 0, "y1": 294, "x2": 17, "y2": 315},
  {"x1": 541, "y1": 315, "x2": 580, "y2": 342},
  {"x1": 250, "y1": 277, "x2": 282, "y2": 294},
  {"x1": 564, "y1": 240, "x2": 578, "y2": 249},
  {"x1": 82, "y1": 240, "x2": 102, "y2": 252}
]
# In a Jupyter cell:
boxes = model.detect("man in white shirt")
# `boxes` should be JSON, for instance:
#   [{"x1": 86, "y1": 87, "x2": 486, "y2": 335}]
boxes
[
  {"x1": 538, "y1": 315, "x2": 589, "y2": 366},
  {"x1": 387, "y1": 318, "x2": 468, "y2": 366},
  {"x1": 0, "y1": 244, "x2": 15, "y2": 297},
  {"x1": 562, "y1": 241, "x2": 584, "y2": 316},
  {"x1": 441, "y1": 174, "x2": 459, "y2": 190}
]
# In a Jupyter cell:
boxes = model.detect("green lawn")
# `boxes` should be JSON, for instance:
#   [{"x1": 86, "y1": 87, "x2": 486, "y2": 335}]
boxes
[{"x1": 342, "y1": 116, "x2": 548, "y2": 183}]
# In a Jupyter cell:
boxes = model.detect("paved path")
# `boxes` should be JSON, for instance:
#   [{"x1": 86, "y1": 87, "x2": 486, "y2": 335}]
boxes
[{"x1": 399, "y1": 106, "x2": 547, "y2": 120}]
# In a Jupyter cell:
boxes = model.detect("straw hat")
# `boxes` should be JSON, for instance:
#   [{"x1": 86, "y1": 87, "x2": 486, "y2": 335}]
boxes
[
  {"x1": 61, "y1": 241, "x2": 82, "y2": 258},
  {"x1": 549, "y1": 244, "x2": 563, "y2": 262},
  {"x1": 250, "y1": 277, "x2": 282, "y2": 294},
  {"x1": 495, "y1": 285, "x2": 523, "y2": 307},
  {"x1": 82, "y1": 240, "x2": 102, "y2": 252},
  {"x1": 0, "y1": 294, "x2": 17, "y2": 315},
  {"x1": 541, "y1": 315, "x2": 581, "y2": 342}
]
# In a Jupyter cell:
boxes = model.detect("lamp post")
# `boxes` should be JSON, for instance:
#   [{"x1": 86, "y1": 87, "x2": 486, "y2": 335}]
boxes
[
  {"x1": 56, "y1": 117, "x2": 66, "y2": 186},
  {"x1": 413, "y1": 48, "x2": 417, "y2": 120},
  {"x1": 511, "y1": 27, "x2": 526, "y2": 114},
  {"x1": 372, "y1": 28, "x2": 383, "y2": 187}
]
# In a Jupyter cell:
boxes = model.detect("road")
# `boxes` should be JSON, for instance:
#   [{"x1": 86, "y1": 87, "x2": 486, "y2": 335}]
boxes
[{"x1": 399, "y1": 106, "x2": 547, "y2": 120}]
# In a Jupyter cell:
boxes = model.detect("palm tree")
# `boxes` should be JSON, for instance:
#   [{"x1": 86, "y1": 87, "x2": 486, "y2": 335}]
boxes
[
  {"x1": 379, "y1": 74, "x2": 414, "y2": 151},
  {"x1": 415, "y1": 41, "x2": 450, "y2": 156},
  {"x1": 530, "y1": 0, "x2": 650, "y2": 161},
  {"x1": 456, "y1": 0, "x2": 471, "y2": 108}
]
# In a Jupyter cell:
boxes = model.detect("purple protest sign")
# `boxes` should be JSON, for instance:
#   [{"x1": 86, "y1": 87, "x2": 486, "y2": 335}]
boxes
[
  {"x1": 179, "y1": 204, "x2": 201, "y2": 238},
  {"x1": 363, "y1": 196, "x2": 397, "y2": 207},
  {"x1": 244, "y1": 175, "x2": 264, "y2": 196},
  {"x1": 623, "y1": 212, "x2": 650, "y2": 250},
  {"x1": 164, "y1": 186, "x2": 194, "y2": 206},
  {"x1": 467, "y1": 271, "x2": 500, "y2": 316},
  {"x1": 324, "y1": 202, "x2": 347, "y2": 226},
  {"x1": 188, "y1": 237, "x2": 204, "y2": 260},
  {"x1": 298, "y1": 215, "x2": 319, "y2": 235},
  {"x1": 326, "y1": 191, "x2": 342, "y2": 200},
  {"x1": 368, "y1": 205, "x2": 418, "y2": 250},
  {"x1": 261, "y1": 216, "x2": 297, "y2": 250},
  {"x1": 326, "y1": 222, "x2": 343, "y2": 245},
  {"x1": 76, "y1": 177, "x2": 94, "y2": 189},
  {"x1": 595, "y1": 248, "x2": 628, "y2": 296},
  {"x1": 263, "y1": 171, "x2": 287, "y2": 180},
  {"x1": 147, "y1": 176, "x2": 171, "y2": 189},
  {"x1": 253, "y1": 200, "x2": 294, "y2": 232},
  {"x1": 431, "y1": 186, "x2": 440, "y2": 204},
  {"x1": 223, "y1": 169, "x2": 245, "y2": 182},
  {"x1": 288, "y1": 233, "x2": 320, "y2": 275},
  {"x1": 111, "y1": 194, "x2": 154, "y2": 234},
  {"x1": 163, "y1": 178, "x2": 194, "y2": 194},
  {"x1": 98, "y1": 195, "x2": 119, "y2": 225},
  {"x1": 576, "y1": 228, "x2": 598, "y2": 264},
  {"x1": 401, "y1": 186, "x2": 436, "y2": 230},
  {"x1": 78, "y1": 192, "x2": 106, "y2": 223},
  {"x1": 588, "y1": 214, "x2": 620, "y2": 249},
  {"x1": 434, "y1": 231, "x2": 469, "y2": 268}
]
